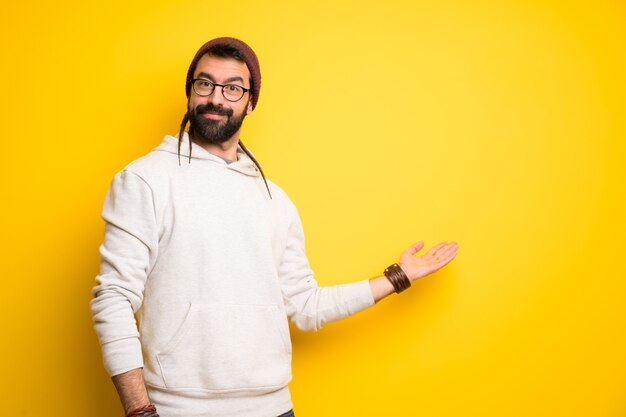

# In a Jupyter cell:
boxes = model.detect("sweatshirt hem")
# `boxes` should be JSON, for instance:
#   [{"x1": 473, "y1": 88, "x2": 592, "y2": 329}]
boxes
[{"x1": 147, "y1": 383, "x2": 293, "y2": 417}]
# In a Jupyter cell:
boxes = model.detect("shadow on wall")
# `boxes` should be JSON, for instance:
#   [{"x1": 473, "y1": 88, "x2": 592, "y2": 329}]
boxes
[{"x1": 68, "y1": 225, "x2": 123, "y2": 415}]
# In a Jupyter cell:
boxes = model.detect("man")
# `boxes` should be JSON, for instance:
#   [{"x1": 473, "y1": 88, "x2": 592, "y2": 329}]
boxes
[{"x1": 90, "y1": 37, "x2": 458, "y2": 417}]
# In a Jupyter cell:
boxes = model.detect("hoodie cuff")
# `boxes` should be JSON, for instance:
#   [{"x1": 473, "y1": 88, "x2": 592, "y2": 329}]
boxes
[{"x1": 101, "y1": 336, "x2": 144, "y2": 377}]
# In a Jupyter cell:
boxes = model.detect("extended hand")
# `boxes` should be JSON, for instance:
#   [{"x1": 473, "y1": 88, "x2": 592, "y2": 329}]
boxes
[{"x1": 399, "y1": 241, "x2": 458, "y2": 282}]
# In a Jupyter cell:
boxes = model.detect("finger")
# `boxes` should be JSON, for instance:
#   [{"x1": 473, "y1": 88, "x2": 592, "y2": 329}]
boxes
[
  {"x1": 439, "y1": 245, "x2": 459, "y2": 264},
  {"x1": 435, "y1": 242, "x2": 458, "y2": 259},
  {"x1": 426, "y1": 242, "x2": 448, "y2": 257},
  {"x1": 405, "y1": 241, "x2": 424, "y2": 256},
  {"x1": 432, "y1": 241, "x2": 459, "y2": 258},
  {"x1": 427, "y1": 251, "x2": 456, "y2": 273},
  {"x1": 438, "y1": 250, "x2": 457, "y2": 267}
]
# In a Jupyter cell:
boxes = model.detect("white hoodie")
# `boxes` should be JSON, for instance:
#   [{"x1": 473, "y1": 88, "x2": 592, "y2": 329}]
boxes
[{"x1": 90, "y1": 133, "x2": 375, "y2": 417}]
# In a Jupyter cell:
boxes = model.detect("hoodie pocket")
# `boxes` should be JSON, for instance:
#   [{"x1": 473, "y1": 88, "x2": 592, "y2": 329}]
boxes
[{"x1": 156, "y1": 303, "x2": 292, "y2": 393}]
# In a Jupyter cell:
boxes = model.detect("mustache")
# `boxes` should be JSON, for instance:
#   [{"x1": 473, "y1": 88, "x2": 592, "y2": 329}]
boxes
[{"x1": 194, "y1": 103, "x2": 233, "y2": 117}]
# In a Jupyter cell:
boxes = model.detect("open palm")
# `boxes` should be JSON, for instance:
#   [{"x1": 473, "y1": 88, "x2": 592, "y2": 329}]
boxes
[{"x1": 399, "y1": 241, "x2": 459, "y2": 282}]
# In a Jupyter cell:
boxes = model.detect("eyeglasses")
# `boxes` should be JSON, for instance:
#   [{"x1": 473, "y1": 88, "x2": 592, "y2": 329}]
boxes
[{"x1": 191, "y1": 78, "x2": 250, "y2": 102}]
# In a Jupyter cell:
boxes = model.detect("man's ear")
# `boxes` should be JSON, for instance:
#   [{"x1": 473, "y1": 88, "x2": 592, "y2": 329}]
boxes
[{"x1": 246, "y1": 97, "x2": 253, "y2": 115}]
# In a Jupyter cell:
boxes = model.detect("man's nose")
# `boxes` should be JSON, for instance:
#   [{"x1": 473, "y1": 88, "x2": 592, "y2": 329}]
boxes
[{"x1": 208, "y1": 86, "x2": 226, "y2": 106}]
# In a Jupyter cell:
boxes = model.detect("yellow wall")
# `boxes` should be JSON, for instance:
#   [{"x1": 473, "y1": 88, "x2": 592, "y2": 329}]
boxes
[{"x1": 2, "y1": 0, "x2": 625, "y2": 415}]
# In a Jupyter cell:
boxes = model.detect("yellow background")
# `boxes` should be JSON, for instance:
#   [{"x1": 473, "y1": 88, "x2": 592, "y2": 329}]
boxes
[{"x1": 2, "y1": 0, "x2": 625, "y2": 415}]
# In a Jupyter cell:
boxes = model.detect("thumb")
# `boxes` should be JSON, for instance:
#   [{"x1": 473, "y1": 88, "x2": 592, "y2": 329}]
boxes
[{"x1": 405, "y1": 241, "x2": 425, "y2": 256}]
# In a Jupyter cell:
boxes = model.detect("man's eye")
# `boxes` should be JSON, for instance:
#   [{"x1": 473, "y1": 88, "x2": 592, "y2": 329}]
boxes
[
  {"x1": 200, "y1": 81, "x2": 212, "y2": 87},
  {"x1": 226, "y1": 85, "x2": 240, "y2": 92}
]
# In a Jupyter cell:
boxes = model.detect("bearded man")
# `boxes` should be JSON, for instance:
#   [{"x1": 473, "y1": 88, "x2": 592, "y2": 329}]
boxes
[{"x1": 90, "y1": 37, "x2": 459, "y2": 417}]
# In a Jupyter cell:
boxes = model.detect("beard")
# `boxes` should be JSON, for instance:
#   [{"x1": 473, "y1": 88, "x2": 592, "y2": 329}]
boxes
[{"x1": 188, "y1": 102, "x2": 248, "y2": 145}]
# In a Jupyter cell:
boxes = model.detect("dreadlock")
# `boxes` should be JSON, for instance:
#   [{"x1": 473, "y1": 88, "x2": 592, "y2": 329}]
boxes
[
  {"x1": 239, "y1": 139, "x2": 272, "y2": 199},
  {"x1": 177, "y1": 111, "x2": 190, "y2": 166}
]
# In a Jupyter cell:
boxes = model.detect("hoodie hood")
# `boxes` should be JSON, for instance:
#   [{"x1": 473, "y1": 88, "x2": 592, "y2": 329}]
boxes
[{"x1": 154, "y1": 132, "x2": 261, "y2": 177}]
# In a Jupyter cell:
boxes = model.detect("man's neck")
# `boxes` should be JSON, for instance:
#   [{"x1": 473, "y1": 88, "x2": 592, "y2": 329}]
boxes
[{"x1": 193, "y1": 135, "x2": 239, "y2": 161}]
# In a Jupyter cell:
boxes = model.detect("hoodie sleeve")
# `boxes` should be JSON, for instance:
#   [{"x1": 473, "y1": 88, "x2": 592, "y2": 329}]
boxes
[
  {"x1": 278, "y1": 199, "x2": 375, "y2": 332},
  {"x1": 90, "y1": 170, "x2": 159, "y2": 376}
]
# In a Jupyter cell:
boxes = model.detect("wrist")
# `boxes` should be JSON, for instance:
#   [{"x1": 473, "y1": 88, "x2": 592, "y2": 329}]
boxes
[
  {"x1": 398, "y1": 262, "x2": 413, "y2": 282},
  {"x1": 126, "y1": 404, "x2": 159, "y2": 417}
]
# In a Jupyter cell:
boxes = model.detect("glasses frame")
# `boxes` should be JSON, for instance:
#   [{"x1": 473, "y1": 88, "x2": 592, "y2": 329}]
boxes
[{"x1": 191, "y1": 78, "x2": 250, "y2": 102}]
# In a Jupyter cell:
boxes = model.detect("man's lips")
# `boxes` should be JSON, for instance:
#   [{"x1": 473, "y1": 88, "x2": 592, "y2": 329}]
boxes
[{"x1": 202, "y1": 112, "x2": 226, "y2": 120}]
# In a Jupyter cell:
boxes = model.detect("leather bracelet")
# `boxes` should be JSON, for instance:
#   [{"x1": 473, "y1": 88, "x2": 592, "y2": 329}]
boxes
[
  {"x1": 384, "y1": 263, "x2": 411, "y2": 293},
  {"x1": 127, "y1": 404, "x2": 159, "y2": 417}
]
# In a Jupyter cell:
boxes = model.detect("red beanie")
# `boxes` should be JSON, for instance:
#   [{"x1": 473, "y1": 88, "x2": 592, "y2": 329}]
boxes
[{"x1": 185, "y1": 37, "x2": 261, "y2": 110}]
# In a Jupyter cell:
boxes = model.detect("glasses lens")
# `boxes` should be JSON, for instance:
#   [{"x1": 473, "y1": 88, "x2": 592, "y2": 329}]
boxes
[
  {"x1": 222, "y1": 85, "x2": 244, "y2": 101},
  {"x1": 194, "y1": 79, "x2": 214, "y2": 96}
]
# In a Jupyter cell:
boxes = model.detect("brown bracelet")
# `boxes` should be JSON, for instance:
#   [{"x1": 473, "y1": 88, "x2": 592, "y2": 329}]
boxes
[
  {"x1": 127, "y1": 404, "x2": 158, "y2": 417},
  {"x1": 384, "y1": 263, "x2": 411, "y2": 293}
]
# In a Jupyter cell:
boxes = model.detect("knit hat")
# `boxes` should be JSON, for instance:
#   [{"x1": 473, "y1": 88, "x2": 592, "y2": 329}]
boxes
[{"x1": 185, "y1": 37, "x2": 261, "y2": 110}]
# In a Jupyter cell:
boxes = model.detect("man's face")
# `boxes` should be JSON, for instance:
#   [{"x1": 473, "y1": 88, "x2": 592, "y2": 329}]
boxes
[{"x1": 188, "y1": 54, "x2": 253, "y2": 145}]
